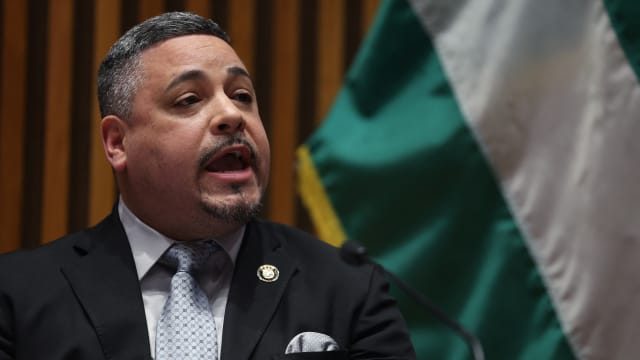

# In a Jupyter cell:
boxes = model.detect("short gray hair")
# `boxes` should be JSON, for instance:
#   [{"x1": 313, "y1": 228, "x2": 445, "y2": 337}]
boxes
[{"x1": 97, "y1": 12, "x2": 230, "y2": 120}]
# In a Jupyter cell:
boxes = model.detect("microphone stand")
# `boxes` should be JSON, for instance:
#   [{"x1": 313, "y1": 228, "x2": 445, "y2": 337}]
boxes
[{"x1": 341, "y1": 241, "x2": 485, "y2": 360}]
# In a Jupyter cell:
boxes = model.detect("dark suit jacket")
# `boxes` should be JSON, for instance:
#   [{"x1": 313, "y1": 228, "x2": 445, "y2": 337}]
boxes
[{"x1": 0, "y1": 209, "x2": 415, "y2": 360}]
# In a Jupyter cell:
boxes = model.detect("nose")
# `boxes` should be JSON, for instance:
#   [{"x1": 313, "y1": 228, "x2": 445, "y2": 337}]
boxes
[{"x1": 209, "y1": 96, "x2": 246, "y2": 135}]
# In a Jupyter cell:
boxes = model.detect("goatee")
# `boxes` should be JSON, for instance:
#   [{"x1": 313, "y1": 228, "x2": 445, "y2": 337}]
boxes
[{"x1": 200, "y1": 189, "x2": 262, "y2": 224}]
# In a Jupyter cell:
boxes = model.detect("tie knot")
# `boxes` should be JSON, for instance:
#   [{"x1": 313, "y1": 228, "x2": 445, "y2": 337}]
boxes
[{"x1": 162, "y1": 240, "x2": 219, "y2": 273}]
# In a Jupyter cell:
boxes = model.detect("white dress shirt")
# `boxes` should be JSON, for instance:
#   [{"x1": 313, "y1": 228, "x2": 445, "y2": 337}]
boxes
[{"x1": 118, "y1": 200, "x2": 244, "y2": 359}]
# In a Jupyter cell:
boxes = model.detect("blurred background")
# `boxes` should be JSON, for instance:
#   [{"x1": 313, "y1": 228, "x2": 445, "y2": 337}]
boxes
[{"x1": 0, "y1": 0, "x2": 380, "y2": 252}]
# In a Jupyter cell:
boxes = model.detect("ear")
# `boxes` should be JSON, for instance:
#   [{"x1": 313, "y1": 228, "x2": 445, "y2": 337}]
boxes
[{"x1": 101, "y1": 115, "x2": 128, "y2": 172}]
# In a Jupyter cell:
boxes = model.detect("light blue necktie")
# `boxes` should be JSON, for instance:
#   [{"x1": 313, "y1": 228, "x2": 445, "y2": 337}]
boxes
[{"x1": 155, "y1": 241, "x2": 220, "y2": 360}]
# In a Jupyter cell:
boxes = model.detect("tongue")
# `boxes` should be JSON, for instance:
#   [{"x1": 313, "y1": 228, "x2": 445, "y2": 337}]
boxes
[{"x1": 208, "y1": 154, "x2": 245, "y2": 172}]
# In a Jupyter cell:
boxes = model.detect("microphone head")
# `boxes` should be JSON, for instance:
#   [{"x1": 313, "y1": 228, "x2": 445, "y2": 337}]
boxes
[{"x1": 340, "y1": 240, "x2": 369, "y2": 264}]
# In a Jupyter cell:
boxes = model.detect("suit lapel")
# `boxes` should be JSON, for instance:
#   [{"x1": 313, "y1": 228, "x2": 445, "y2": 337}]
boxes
[
  {"x1": 61, "y1": 210, "x2": 151, "y2": 360},
  {"x1": 221, "y1": 221, "x2": 297, "y2": 360}
]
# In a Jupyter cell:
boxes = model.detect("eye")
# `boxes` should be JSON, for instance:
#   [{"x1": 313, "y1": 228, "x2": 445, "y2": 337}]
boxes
[
  {"x1": 175, "y1": 94, "x2": 201, "y2": 107},
  {"x1": 232, "y1": 91, "x2": 253, "y2": 104}
]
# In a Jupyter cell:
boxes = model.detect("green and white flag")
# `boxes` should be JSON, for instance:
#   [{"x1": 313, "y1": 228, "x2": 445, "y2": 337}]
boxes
[{"x1": 297, "y1": 0, "x2": 640, "y2": 358}]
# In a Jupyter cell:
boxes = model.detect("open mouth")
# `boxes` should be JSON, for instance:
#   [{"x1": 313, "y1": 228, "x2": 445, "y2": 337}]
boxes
[{"x1": 205, "y1": 144, "x2": 252, "y2": 173}]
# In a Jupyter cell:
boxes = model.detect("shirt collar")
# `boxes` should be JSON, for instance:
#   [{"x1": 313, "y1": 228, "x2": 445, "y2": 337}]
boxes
[{"x1": 118, "y1": 198, "x2": 245, "y2": 280}]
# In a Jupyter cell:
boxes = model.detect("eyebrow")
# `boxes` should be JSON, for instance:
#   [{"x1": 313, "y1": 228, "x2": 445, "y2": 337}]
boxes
[
  {"x1": 165, "y1": 69, "x2": 206, "y2": 92},
  {"x1": 227, "y1": 66, "x2": 251, "y2": 79},
  {"x1": 164, "y1": 66, "x2": 252, "y2": 93}
]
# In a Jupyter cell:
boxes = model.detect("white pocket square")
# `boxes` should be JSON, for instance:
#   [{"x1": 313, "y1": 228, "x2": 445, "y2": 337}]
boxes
[{"x1": 285, "y1": 332, "x2": 340, "y2": 353}]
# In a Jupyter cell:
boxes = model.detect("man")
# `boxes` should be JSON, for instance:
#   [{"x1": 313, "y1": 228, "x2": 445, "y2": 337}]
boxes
[{"x1": 0, "y1": 12, "x2": 415, "y2": 360}]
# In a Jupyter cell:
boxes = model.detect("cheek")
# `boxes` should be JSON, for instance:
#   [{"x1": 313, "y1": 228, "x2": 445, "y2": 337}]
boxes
[
  {"x1": 258, "y1": 136, "x2": 271, "y2": 185},
  {"x1": 128, "y1": 133, "x2": 188, "y2": 173},
  {"x1": 255, "y1": 130, "x2": 271, "y2": 165}
]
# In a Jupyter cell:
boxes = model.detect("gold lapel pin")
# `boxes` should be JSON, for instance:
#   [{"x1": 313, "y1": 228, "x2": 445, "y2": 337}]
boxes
[{"x1": 257, "y1": 264, "x2": 279, "y2": 282}]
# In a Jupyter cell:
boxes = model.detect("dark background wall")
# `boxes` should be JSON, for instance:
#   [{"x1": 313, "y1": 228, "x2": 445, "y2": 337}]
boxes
[{"x1": 0, "y1": 0, "x2": 380, "y2": 251}]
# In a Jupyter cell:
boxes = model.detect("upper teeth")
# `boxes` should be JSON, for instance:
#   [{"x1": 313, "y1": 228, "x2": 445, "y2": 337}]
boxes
[{"x1": 231, "y1": 151, "x2": 242, "y2": 159}]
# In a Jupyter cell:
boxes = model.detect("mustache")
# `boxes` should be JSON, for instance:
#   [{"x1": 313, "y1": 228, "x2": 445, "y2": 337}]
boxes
[{"x1": 198, "y1": 135, "x2": 258, "y2": 168}]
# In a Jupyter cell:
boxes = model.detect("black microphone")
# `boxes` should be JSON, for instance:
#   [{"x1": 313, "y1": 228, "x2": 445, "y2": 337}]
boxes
[{"x1": 341, "y1": 240, "x2": 485, "y2": 360}]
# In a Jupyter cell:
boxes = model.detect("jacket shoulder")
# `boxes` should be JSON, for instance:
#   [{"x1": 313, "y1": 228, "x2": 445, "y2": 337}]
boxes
[
  {"x1": 248, "y1": 219, "x2": 346, "y2": 263},
  {"x1": 246, "y1": 219, "x2": 375, "y2": 286},
  {"x1": 0, "y1": 212, "x2": 118, "y2": 280},
  {"x1": 0, "y1": 231, "x2": 85, "y2": 270}
]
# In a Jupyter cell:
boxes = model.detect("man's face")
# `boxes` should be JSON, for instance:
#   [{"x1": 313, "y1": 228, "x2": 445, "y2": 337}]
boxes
[{"x1": 111, "y1": 34, "x2": 270, "y2": 240}]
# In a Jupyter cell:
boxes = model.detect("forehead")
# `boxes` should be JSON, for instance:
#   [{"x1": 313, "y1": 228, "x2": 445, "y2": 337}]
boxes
[{"x1": 139, "y1": 34, "x2": 246, "y2": 75}]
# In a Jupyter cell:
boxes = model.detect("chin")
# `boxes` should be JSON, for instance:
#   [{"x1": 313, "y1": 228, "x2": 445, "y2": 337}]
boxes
[{"x1": 200, "y1": 191, "x2": 263, "y2": 224}]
